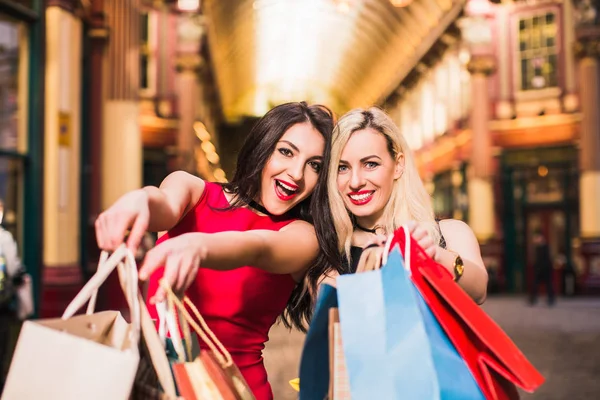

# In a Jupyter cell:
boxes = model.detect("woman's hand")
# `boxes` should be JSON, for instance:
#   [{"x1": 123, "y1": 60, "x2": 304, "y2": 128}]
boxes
[
  {"x1": 95, "y1": 189, "x2": 150, "y2": 253},
  {"x1": 355, "y1": 234, "x2": 388, "y2": 273},
  {"x1": 406, "y1": 221, "x2": 440, "y2": 261},
  {"x1": 139, "y1": 232, "x2": 205, "y2": 303}
]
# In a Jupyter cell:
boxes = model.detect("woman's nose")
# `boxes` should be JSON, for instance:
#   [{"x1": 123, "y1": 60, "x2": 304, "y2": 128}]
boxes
[
  {"x1": 349, "y1": 169, "x2": 365, "y2": 190},
  {"x1": 287, "y1": 161, "x2": 304, "y2": 182}
]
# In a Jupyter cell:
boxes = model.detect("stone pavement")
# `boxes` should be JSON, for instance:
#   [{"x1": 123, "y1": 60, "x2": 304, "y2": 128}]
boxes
[{"x1": 263, "y1": 296, "x2": 600, "y2": 400}]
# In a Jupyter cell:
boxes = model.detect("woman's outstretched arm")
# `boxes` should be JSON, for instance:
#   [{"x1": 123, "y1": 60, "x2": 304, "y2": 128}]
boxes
[
  {"x1": 95, "y1": 171, "x2": 205, "y2": 252},
  {"x1": 139, "y1": 220, "x2": 321, "y2": 302}
]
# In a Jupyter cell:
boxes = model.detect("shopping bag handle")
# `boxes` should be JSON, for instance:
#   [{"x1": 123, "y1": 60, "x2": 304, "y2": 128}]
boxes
[
  {"x1": 63, "y1": 247, "x2": 177, "y2": 396},
  {"x1": 381, "y1": 225, "x2": 411, "y2": 274},
  {"x1": 118, "y1": 256, "x2": 178, "y2": 396},
  {"x1": 159, "y1": 278, "x2": 233, "y2": 368},
  {"x1": 61, "y1": 245, "x2": 141, "y2": 344},
  {"x1": 156, "y1": 297, "x2": 194, "y2": 362},
  {"x1": 86, "y1": 251, "x2": 109, "y2": 315},
  {"x1": 138, "y1": 294, "x2": 178, "y2": 396}
]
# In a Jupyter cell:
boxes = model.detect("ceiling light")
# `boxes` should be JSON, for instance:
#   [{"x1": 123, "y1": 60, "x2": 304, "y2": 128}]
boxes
[
  {"x1": 178, "y1": 0, "x2": 199, "y2": 11},
  {"x1": 337, "y1": 0, "x2": 351, "y2": 14},
  {"x1": 194, "y1": 121, "x2": 211, "y2": 141},
  {"x1": 201, "y1": 141, "x2": 216, "y2": 153},
  {"x1": 213, "y1": 168, "x2": 227, "y2": 183},
  {"x1": 390, "y1": 0, "x2": 413, "y2": 7},
  {"x1": 205, "y1": 151, "x2": 220, "y2": 165}
]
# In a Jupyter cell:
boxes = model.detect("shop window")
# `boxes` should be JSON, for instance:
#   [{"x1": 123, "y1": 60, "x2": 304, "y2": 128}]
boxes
[
  {"x1": 5, "y1": 0, "x2": 33, "y2": 8},
  {"x1": 517, "y1": 12, "x2": 559, "y2": 91},
  {"x1": 0, "y1": 15, "x2": 28, "y2": 153},
  {"x1": 433, "y1": 172, "x2": 454, "y2": 220},
  {"x1": 0, "y1": 14, "x2": 27, "y2": 251},
  {"x1": 140, "y1": 11, "x2": 156, "y2": 96},
  {"x1": 0, "y1": 157, "x2": 23, "y2": 241}
]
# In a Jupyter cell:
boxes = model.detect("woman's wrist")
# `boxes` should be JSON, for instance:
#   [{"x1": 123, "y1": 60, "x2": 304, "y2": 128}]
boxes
[
  {"x1": 189, "y1": 232, "x2": 209, "y2": 262},
  {"x1": 434, "y1": 247, "x2": 457, "y2": 274}
]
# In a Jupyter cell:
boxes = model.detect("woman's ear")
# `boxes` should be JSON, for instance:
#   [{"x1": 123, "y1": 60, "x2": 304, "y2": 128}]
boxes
[{"x1": 394, "y1": 153, "x2": 405, "y2": 180}]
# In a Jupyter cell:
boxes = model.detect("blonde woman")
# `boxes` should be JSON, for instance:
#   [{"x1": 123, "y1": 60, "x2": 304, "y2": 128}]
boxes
[{"x1": 326, "y1": 107, "x2": 488, "y2": 303}]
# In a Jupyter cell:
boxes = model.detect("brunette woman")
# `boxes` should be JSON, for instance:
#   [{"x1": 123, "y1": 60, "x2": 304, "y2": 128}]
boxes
[{"x1": 95, "y1": 102, "x2": 340, "y2": 399}]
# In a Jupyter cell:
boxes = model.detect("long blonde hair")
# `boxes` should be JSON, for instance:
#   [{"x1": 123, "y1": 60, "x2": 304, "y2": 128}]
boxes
[{"x1": 327, "y1": 107, "x2": 440, "y2": 264}]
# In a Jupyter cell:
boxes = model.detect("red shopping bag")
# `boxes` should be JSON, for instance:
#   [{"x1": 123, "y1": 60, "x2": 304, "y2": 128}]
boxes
[{"x1": 388, "y1": 227, "x2": 545, "y2": 400}]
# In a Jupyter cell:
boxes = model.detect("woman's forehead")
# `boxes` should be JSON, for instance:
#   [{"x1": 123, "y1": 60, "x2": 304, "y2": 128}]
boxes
[
  {"x1": 279, "y1": 122, "x2": 325, "y2": 154},
  {"x1": 342, "y1": 129, "x2": 388, "y2": 155}
]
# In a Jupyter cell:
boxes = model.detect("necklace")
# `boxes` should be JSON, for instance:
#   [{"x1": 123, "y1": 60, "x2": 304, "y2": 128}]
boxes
[
  {"x1": 248, "y1": 199, "x2": 272, "y2": 216},
  {"x1": 354, "y1": 222, "x2": 380, "y2": 234}
]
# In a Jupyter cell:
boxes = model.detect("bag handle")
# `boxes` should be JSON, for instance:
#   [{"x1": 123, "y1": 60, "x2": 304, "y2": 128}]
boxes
[
  {"x1": 159, "y1": 278, "x2": 233, "y2": 367},
  {"x1": 119, "y1": 254, "x2": 178, "y2": 396},
  {"x1": 86, "y1": 251, "x2": 109, "y2": 315},
  {"x1": 381, "y1": 225, "x2": 411, "y2": 274},
  {"x1": 61, "y1": 245, "x2": 141, "y2": 344},
  {"x1": 138, "y1": 293, "x2": 178, "y2": 396},
  {"x1": 156, "y1": 297, "x2": 193, "y2": 362}
]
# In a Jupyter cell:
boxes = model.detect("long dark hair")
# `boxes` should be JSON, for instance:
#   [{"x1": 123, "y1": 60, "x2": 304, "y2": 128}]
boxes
[{"x1": 222, "y1": 102, "x2": 340, "y2": 331}]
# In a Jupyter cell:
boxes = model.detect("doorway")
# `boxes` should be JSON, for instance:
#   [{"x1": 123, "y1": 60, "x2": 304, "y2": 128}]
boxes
[{"x1": 524, "y1": 208, "x2": 566, "y2": 295}]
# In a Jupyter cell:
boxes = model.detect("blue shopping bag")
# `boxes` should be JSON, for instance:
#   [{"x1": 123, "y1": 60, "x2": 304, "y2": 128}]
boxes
[
  {"x1": 298, "y1": 283, "x2": 339, "y2": 400},
  {"x1": 336, "y1": 249, "x2": 485, "y2": 400}
]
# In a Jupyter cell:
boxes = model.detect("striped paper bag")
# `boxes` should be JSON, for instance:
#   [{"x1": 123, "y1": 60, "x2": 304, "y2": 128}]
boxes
[{"x1": 328, "y1": 308, "x2": 351, "y2": 400}]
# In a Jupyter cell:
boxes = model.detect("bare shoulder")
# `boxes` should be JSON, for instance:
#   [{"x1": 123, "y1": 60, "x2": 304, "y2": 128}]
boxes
[
  {"x1": 164, "y1": 170, "x2": 205, "y2": 189},
  {"x1": 157, "y1": 171, "x2": 207, "y2": 217},
  {"x1": 439, "y1": 219, "x2": 479, "y2": 245},
  {"x1": 281, "y1": 219, "x2": 316, "y2": 234},
  {"x1": 163, "y1": 171, "x2": 206, "y2": 199},
  {"x1": 439, "y1": 218, "x2": 471, "y2": 232}
]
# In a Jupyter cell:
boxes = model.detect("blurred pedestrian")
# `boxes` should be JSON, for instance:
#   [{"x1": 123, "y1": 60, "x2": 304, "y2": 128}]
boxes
[
  {"x1": 529, "y1": 230, "x2": 555, "y2": 306},
  {"x1": 0, "y1": 200, "x2": 32, "y2": 392}
]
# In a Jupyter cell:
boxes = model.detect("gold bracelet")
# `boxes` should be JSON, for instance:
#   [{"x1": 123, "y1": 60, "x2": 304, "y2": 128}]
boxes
[{"x1": 446, "y1": 249, "x2": 464, "y2": 282}]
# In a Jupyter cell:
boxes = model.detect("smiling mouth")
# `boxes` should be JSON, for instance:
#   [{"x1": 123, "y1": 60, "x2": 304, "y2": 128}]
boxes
[
  {"x1": 274, "y1": 179, "x2": 299, "y2": 201},
  {"x1": 348, "y1": 190, "x2": 375, "y2": 205}
]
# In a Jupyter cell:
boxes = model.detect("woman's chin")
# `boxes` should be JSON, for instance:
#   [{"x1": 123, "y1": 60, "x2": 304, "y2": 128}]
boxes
[{"x1": 346, "y1": 205, "x2": 372, "y2": 218}]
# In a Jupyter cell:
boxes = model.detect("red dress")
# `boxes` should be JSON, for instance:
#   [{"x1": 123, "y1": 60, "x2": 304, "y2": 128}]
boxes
[{"x1": 147, "y1": 182, "x2": 297, "y2": 400}]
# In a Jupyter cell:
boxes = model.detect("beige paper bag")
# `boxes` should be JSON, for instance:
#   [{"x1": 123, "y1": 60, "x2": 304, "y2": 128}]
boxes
[{"x1": 1, "y1": 246, "x2": 142, "y2": 400}]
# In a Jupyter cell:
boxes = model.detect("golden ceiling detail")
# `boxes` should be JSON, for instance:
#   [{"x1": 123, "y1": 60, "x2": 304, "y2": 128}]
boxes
[{"x1": 204, "y1": 0, "x2": 466, "y2": 122}]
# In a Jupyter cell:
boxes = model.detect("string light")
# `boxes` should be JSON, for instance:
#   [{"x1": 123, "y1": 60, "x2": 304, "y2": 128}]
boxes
[{"x1": 193, "y1": 120, "x2": 227, "y2": 182}]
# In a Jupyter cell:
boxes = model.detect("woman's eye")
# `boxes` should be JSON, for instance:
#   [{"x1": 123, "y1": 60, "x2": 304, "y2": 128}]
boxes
[
  {"x1": 365, "y1": 161, "x2": 379, "y2": 169},
  {"x1": 338, "y1": 165, "x2": 348, "y2": 173},
  {"x1": 278, "y1": 148, "x2": 293, "y2": 157},
  {"x1": 308, "y1": 161, "x2": 322, "y2": 173}
]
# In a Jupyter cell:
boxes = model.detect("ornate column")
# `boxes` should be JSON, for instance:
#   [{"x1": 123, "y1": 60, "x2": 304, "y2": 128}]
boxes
[
  {"x1": 175, "y1": 14, "x2": 205, "y2": 173},
  {"x1": 41, "y1": 0, "x2": 84, "y2": 317},
  {"x1": 101, "y1": 0, "x2": 143, "y2": 209},
  {"x1": 94, "y1": 0, "x2": 143, "y2": 313},
  {"x1": 459, "y1": 0, "x2": 497, "y2": 242},
  {"x1": 176, "y1": 55, "x2": 202, "y2": 173},
  {"x1": 87, "y1": 0, "x2": 108, "y2": 238},
  {"x1": 466, "y1": 55, "x2": 497, "y2": 243},
  {"x1": 574, "y1": 22, "x2": 600, "y2": 291}
]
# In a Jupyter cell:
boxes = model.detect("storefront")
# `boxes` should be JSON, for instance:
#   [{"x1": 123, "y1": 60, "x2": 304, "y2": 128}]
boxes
[
  {"x1": 432, "y1": 164, "x2": 468, "y2": 221},
  {"x1": 0, "y1": 0, "x2": 44, "y2": 313},
  {"x1": 500, "y1": 146, "x2": 579, "y2": 295}
]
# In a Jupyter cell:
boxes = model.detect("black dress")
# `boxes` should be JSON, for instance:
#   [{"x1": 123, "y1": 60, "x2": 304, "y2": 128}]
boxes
[{"x1": 342, "y1": 228, "x2": 447, "y2": 273}]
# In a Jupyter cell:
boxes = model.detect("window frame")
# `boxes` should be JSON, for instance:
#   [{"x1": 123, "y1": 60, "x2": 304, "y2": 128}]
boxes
[
  {"x1": 512, "y1": 5, "x2": 563, "y2": 101},
  {"x1": 0, "y1": 0, "x2": 43, "y2": 317},
  {"x1": 139, "y1": 9, "x2": 157, "y2": 98}
]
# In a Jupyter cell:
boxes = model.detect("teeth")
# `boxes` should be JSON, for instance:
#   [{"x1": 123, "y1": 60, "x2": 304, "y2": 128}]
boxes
[
  {"x1": 350, "y1": 192, "x2": 373, "y2": 201},
  {"x1": 278, "y1": 181, "x2": 297, "y2": 192}
]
